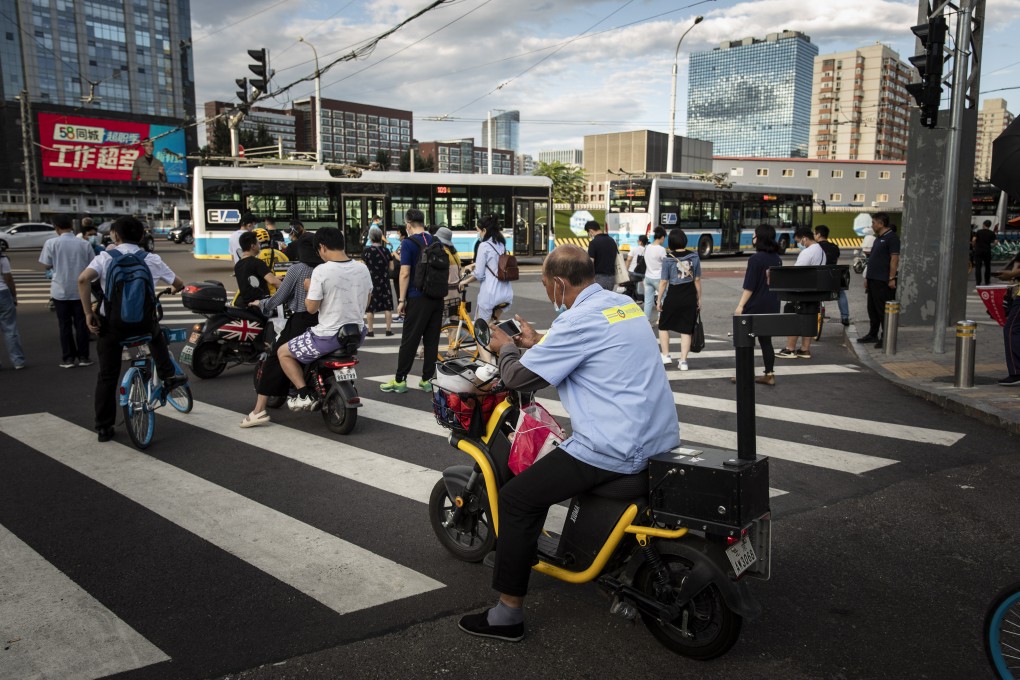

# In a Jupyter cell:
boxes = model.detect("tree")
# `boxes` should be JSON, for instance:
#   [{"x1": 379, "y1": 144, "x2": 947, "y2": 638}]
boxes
[
  {"x1": 375, "y1": 149, "x2": 391, "y2": 169},
  {"x1": 398, "y1": 149, "x2": 435, "y2": 172},
  {"x1": 239, "y1": 124, "x2": 274, "y2": 152},
  {"x1": 533, "y1": 161, "x2": 585, "y2": 207}
]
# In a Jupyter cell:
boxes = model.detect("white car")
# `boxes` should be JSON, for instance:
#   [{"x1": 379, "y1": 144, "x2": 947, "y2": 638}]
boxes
[{"x1": 0, "y1": 222, "x2": 56, "y2": 250}]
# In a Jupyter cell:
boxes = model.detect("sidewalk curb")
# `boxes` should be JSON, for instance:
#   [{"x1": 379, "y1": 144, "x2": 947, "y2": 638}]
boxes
[{"x1": 844, "y1": 333, "x2": 1020, "y2": 436}]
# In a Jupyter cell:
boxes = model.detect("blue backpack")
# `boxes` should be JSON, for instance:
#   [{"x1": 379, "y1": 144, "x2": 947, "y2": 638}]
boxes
[{"x1": 105, "y1": 249, "x2": 156, "y2": 341}]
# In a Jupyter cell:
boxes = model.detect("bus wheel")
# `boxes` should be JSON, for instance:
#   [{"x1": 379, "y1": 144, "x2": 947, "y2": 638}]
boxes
[
  {"x1": 778, "y1": 235, "x2": 790, "y2": 254},
  {"x1": 698, "y1": 235, "x2": 713, "y2": 259}
]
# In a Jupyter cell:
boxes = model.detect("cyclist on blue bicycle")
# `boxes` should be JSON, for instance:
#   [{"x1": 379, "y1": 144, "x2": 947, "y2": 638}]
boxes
[{"x1": 77, "y1": 216, "x2": 186, "y2": 443}]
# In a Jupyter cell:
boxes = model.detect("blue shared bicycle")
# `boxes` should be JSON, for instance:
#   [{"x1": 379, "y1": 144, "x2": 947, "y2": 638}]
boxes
[
  {"x1": 986, "y1": 581, "x2": 1020, "y2": 679},
  {"x1": 119, "y1": 289, "x2": 193, "y2": 449}
]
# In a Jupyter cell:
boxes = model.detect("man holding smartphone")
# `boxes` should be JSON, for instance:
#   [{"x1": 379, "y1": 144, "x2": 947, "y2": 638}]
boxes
[{"x1": 457, "y1": 245, "x2": 679, "y2": 643}]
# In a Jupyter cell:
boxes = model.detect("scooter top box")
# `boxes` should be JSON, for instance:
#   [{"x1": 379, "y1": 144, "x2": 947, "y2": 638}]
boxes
[
  {"x1": 182, "y1": 280, "x2": 227, "y2": 313},
  {"x1": 648, "y1": 446, "x2": 769, "y2": 534}
]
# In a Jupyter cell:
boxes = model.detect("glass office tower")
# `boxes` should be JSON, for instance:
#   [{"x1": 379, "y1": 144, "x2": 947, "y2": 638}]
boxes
[
  {"x1": 0, "y1": 0, "x2": 194, "y2": 119},
  {"x1": 480, "y1": 109, "x2": 520, "y2": 153},
  {"x1": 687, "y1": 31, "x2": 818, "y2": 157}
]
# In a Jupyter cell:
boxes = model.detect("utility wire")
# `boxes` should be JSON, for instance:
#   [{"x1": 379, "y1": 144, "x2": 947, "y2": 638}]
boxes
[{"x1": 191, "y1": 0, "x2": 296, "y2": 43}]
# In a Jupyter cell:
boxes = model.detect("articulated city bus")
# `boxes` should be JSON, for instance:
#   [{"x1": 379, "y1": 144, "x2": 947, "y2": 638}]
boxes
[
  {"x1": 192, "y1": 166, "x2": 553, "y2": 261},
  {"x1": 605, "y1": 177, "x2": 814, "y2": 257}
]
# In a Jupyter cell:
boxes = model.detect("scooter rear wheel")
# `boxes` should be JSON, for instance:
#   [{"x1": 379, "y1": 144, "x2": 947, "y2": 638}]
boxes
[
  {"x1": 428, "y1": 478, "x2": 494, "y2": 562},
  {"x1": 322, "y1": 391, "x2": 357, "y2": 435},
  {"x1": 636, "y1": 545, "x2": 742, "y2": 660}
]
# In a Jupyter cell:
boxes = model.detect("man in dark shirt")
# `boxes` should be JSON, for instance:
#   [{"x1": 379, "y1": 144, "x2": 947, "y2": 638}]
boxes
[
  {"x1": 814, "y1": 225, "x2": 849, "y2": 326},
  {"x1": 234, "y1": 231, "x2": 280, "y2": 305},
  {"x1": 858, "y1": 213, "x2": 900, "y2": 347},
  {"x1": 972, "y1": 220, "x2": 997, "y2": 286},
  {"x1": 585, "y1": 220, "x2": 618, "y2": 290}
]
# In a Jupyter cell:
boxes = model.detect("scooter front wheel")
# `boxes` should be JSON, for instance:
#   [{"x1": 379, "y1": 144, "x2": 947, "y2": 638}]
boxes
[
  {"x1": 429, "y1": 478, "x2": 494, "y2": 562},
  {"x1": 189, "y1": 343, "x2": 226, "y2": 379},
  {"x1": 635, "y1": 544, "x2": 742, "y2": 660}
]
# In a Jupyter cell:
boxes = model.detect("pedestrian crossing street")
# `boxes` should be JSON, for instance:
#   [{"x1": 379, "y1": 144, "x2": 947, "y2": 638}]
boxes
[{"x1": 2, "y1": 269, "x2": 975, "y2": 679}]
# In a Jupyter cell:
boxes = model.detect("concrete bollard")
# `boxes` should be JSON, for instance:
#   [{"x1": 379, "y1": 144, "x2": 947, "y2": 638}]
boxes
[
  {"x1": 883, "y1": 301, "x2": 900, "y2": 355},
  {"x1": 954, "y1": 320, "x2": 977, "y2": 388}
]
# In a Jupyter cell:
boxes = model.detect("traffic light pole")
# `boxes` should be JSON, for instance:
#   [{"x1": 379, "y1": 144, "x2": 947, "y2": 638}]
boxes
[{"x1": 933, "y1": 0, "x2": 973, "y2": 354}]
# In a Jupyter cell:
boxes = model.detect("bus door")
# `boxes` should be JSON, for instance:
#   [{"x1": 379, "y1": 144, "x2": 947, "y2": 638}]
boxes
[
  {"x1": 720, "y1": 201, "x2": 742, "y2": 251},
  {"x1": 341, "y1": 194, "x2": 385, "y2": 255},
  {"x1": 512, "y1": 199, "x2": 551, "y2": 256}
]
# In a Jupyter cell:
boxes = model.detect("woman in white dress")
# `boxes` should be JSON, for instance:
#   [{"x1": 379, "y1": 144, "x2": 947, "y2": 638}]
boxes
[{"x1": 459, "y1": 214, "x2": 513, "y2": 321}]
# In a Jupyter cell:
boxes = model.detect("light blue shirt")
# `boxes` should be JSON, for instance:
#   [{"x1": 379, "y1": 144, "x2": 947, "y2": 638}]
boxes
[
  {"x1": 39, "y1": 232, "x2": 94, "y2": 300},
  {"x1": 521, "y1": 284, "x2": 680, "y2": 473}
]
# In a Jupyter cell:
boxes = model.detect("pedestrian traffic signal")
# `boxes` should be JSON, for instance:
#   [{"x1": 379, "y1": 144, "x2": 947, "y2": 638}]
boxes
[
  {"x1": 906, "y1": 15, "x2": 948, "y2": 128},
  {"x1": 247, "y1": 48, "x2": 271, "y2": 93},
  {"x1": 235, "y1": 77, "x2": 250, "y2": 108}
]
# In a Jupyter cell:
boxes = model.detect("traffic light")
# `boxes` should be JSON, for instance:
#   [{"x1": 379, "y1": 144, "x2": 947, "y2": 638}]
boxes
[
  {"x1": 235, "y1": 77, "x2": 250, "y2": 109},
  {"x1": 247, "y1": 48, "x2": 270, "y2": 93},
  {"x1": 906, "y1": 15, "x2": 948, "y2": 129}
]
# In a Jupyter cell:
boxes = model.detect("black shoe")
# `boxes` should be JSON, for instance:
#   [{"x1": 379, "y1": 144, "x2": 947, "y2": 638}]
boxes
[
  {"x1": 857, "y1": 335, "x2": 878, "y2": 343},
  {"x1": 841, "y1": 318, "x2": 850, "y2": 326},
  {"x1": 458, "y1": 609, "x2": 524, "y2": 642},
  {"x1": 874, "y1": 340, "x2": 884, "y2": 349},
  {"x1": 998, "y1": 375, "x2": 1020, "y2": 386},
  {"x1": 163, "y1": 374, "x2": 188, "y2": 393},
  {"x1": 97, "y1": 427, "x2": 115, "y2": 442}
]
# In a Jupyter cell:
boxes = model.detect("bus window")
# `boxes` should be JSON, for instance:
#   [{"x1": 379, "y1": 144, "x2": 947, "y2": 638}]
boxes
[
  {"x1": 778, "y1": 204, "x2": 795, "y2": 227},
  {"x1": 700, "y1": 201, "x2": 721, "y2": 226},
  {"x1": 609, "y1": 184, "x2": 649, "y2": 213},
  {"x1": 679, "y1": 201, "x2": 699, "y2": 230},
  {"x1": 295, "y1": 185, "x2": 337, "y2": 230}
]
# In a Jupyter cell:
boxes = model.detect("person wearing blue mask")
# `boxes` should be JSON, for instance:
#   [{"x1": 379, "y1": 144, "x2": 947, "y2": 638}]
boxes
[{"x1": 457, "y1": 245, "x2": 679, "y2": 643}]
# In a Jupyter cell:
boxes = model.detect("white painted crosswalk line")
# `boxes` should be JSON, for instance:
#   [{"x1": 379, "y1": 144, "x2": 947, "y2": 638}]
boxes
[
  {"x1": 664, "y1": 364, "x2": 860, "y2": 381},
  {"x1": 0, "y1": 524, "x2": 170, "y2": 680},
  {"x1": 359, "y1": 381, "x2": 791, "y2": 498},
  {"x1": 161, "y1": 401, "x2": 572, "y2": 527},
  {"x1": 0, "y1": 414, "x2": 443, "y2": 616}
]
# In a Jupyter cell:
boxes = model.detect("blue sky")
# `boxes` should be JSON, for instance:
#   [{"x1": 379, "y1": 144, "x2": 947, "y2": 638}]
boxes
[{"x1": 191, "y1": 0, "x2": 1020, "y2": 154}]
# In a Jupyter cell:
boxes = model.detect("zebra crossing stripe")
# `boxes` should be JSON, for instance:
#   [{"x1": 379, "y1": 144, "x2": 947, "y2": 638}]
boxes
[
  {"x1": 664, "y1": 365, "x2": 860, "y2": 381},
  {"x1": 0, "y1": 414, "x2": 444, "y2": 616},
  {"x1": 0, "y1": 524, "x2": 170, "y2": 679}
]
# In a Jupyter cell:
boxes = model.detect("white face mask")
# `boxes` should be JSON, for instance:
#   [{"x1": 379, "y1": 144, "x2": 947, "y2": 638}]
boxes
[{"x1": 551, "y1": 277, "x2": 567, "y2": 314}]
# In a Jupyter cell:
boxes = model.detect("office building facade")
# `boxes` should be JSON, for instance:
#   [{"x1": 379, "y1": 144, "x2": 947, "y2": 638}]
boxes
[
  {"x1": 538, "y1": 149, "x2": 583, "y2": 166},
  {"x1": 480, "y1": 109, "x2": 519, "y2": 153},
  {"x1": 808, "y1": 44, "x2": 914, "y2": 161},
  {"x1": 292, "y1": 97, "x2": 413, "y2": 169},
  {"x1": 688, "y1": 31, "x2": 818, "y2": 158},
  {"x1": 0, "y1": 0, "x2": 196, "y2": 221},
  {"x1": 204, "y1": 101, "x2": 297, "y2": 155},
  {"x1": 583, "y1": 130, "x2": 713, "y2": 204},
  {"x1": 418, "y1": 138, "x2": 515, "y2": 175},
  {"x1": 975, "y1": 98, "x2": 1014, "y2": 181}
]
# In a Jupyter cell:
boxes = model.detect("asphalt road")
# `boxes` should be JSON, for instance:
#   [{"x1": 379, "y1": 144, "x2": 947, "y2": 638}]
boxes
[{"x1": 0, "y1": 242, "x2": 1016, "y2": 680}]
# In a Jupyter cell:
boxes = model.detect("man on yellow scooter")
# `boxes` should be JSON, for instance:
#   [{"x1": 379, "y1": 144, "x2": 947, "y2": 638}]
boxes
[{"x1": 458, "y1": 245, "x2": 679, "y2": 642}]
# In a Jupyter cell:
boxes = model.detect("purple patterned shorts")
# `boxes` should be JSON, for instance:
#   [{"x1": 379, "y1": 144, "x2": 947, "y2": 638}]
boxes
[{"x1": 287, "y1": 329, "x2": 341, "y2": 363}]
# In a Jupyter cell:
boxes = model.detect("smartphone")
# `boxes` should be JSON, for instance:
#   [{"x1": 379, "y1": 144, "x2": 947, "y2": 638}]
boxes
[{"x1": 496, "y1": 318, "x2": 522, "y2": 337}]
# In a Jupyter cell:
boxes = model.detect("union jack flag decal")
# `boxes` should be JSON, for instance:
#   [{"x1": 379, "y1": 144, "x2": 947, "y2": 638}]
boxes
[{"x1": 218, "y1": 319, "x2": 262, "y2": 342}]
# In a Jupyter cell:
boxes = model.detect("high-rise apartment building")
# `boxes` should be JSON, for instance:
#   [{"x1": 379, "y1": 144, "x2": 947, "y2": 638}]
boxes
[
  {"x1": 808, "y1": 44, "x2": 913, "y2": 161},
  {"x1": 975, "y1": 98, "x2": 1014, "y2": 181},
  {"x1": 204, "y1": 101, "x2": 297, "y2": 155},
  {"x1": 538, "y1": 149, "x2": 583, "y2": 166},
  {"x1": 480, "y1": 110, "x2": 519, "y2": 153},
  {"x1": 418, "y1": 138, "x2": 514, "y2": 175},
  {"x1": 688, "y1": 31, "x2": 818, "y2": 157},
  {"x1": 292, "y1": 97, "x2": 412, "y2": 168},
  {"x1": 0, "y1": 0, "x2": 194, "y2": 118}
]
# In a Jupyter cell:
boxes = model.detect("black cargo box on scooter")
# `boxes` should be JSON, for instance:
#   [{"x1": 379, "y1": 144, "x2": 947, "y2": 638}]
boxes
[
  {"x1": 182, "y1": 281, "x2": 227, "y2": 314},
  {"x1": 648, "y1": 447, "x2": 769, "y2": 535}
]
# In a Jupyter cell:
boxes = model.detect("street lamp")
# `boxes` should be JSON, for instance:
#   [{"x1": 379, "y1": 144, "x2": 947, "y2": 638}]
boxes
[
  {"x1": 666, "y1": 15, "x2": 703, "y2": 175},
  {"x1": 299, "y1": 37, "x2": 322, "y2": 164},
  {"x1": 409, "y1": 139, "x2": 418, "y2": 173}
]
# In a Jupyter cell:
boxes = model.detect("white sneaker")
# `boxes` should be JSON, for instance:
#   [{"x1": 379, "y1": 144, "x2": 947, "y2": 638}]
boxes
[
  {"x1": 678, "y1": 360, "x2": 689, "y2": 371},
  {"x1": 287, "y1": 394, "x2": 314, "y2": 411},
  {"x1": 661, "y1": 354, "x2": 672, "y2": 365}
]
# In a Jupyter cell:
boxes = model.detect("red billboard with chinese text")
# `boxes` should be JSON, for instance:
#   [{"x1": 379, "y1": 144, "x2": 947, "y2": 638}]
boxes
[{"x1": 37, "y1": 112, "x2": 187, "y2": 184}]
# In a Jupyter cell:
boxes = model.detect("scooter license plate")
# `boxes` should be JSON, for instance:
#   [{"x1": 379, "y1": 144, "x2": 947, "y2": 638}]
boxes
[
  {"x1": 333, "y1": 367, "x2": 357, "y2": 382},
  {"x1": 189, "y1": 332, "x2": 201, "y2": 344},
  {"x1": 725, "y1": 535, "x2": 757, "y2": 577},
  {"x1": 179, "y1": 344, "x2": 194, "y2": 366}
]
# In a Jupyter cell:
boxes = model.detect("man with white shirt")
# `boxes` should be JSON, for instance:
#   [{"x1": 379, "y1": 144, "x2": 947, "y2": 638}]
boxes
[
  {"x1": 40, "y1": 214, "x2": 95, "y2": 367},
  {"x1": 228, "y1": 213, "x2": 257, "y2": 263},
  {"x1": 777, "y1": 226, "x2": 827, "y2": 359}
]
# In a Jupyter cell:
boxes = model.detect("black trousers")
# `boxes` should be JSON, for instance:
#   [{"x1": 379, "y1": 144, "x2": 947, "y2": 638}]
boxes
[
  {"x1": 865, "y1": 279, "x2": 896, "y2": 338},
  {"x1": 975, "y1": 251, "x2": 993, "y2": 286},
  {"x1": 94, "y1": 320, "x2": 175, "y2": 431},
  {"x1": 54, "y1": 299, "x2": 90, "y2": 361},
  {"x1": 257, "y1": 311, "x2": 317, "y2": 396},
  {"x1": 492, "y1": 448, "x2": 622, "y2": 598},
  {"x1": 395, "y1": 296, "x2": 443, "y2": 383},
  {"x1": 758, "y1": 336, "x2": 775, "y2": 373}
]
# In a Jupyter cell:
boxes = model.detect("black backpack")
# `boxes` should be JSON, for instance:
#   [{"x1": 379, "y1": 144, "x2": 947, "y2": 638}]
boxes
[
  {"x1": 105, "y1": 249, "x2": 157, "y2": 341},
  {"x1": 412, "y1": 233, "x2": 450, "y2": 300}
]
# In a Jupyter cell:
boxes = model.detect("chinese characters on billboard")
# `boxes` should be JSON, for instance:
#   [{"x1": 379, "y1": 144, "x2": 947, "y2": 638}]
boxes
[{"x1": 37, "y1": 113, "x2": 187, "y2": 184}]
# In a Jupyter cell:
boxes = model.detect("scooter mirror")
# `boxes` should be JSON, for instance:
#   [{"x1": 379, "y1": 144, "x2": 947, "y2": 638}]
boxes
[{"x1": 473, "y1": 317, "x2": 491, "y2": 348}]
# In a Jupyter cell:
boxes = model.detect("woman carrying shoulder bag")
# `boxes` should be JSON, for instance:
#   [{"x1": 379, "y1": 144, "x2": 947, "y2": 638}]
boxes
[
  {"x1": 458, "y1": 214, "x2": 513, "y2": 321},
  {"x1": 656, "y1": 228, "x2": 701, "y2": 371}
]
